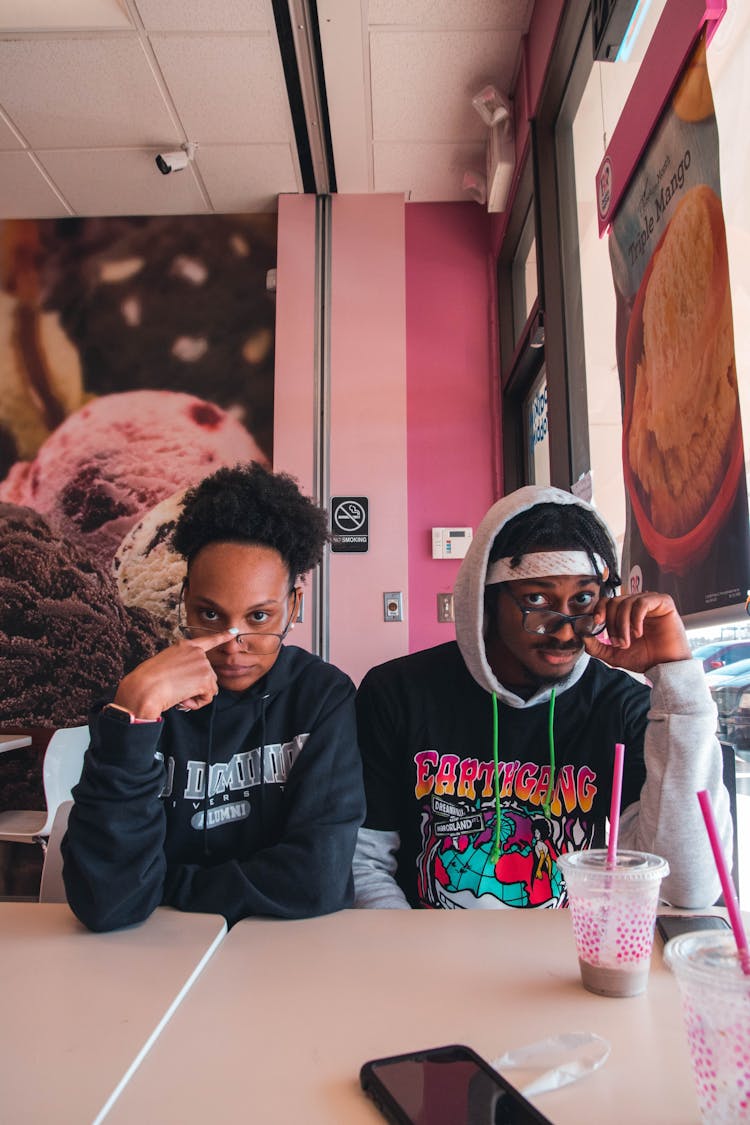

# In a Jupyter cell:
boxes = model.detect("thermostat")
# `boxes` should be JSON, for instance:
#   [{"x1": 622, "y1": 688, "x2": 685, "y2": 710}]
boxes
[{"x1": 432, "y1": 527, "x2": 473, "y2": 560}]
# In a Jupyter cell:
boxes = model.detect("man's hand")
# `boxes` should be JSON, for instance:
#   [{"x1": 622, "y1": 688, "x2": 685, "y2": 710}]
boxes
[
  {"x1": 113, "y1": 631, "x2": 235, "y2": 720},
  {"x1": 583, "y1": 591, "x2": 692, "y2": 674}
]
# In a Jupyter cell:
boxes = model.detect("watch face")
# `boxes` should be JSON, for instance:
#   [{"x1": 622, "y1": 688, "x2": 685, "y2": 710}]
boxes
[{"x1": 103, "y1": 703, "x2": 133, "y2": 724}]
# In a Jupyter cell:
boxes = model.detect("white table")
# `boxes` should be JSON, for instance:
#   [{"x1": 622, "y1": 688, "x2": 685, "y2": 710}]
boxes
[
  {"x1": 0, "y1": 903, "x2": 226, "y2": 1124},
  {"x1": 0, "y1": 734, "x2": 32, "y2": 752},
  {"x1": 103, "y1": 908, "x2": 706, "y2": 1124}
]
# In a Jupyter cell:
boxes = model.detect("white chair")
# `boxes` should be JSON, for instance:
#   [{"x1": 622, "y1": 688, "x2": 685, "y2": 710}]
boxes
[
  {"x1": 39, "y1": 800, "x2": 74, "y2": 903},
  {"x1": 0, "y1": 726, "x2": 88, "y2": 847}
]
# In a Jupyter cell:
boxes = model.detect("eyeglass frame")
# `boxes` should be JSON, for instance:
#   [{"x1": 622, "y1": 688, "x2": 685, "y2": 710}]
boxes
[
  {"x1": 499, "y1": 585, "x2": 609, "y2": 638},
  {"x1": 176, "y1": 584, "x2": 300, "y2": 654}
]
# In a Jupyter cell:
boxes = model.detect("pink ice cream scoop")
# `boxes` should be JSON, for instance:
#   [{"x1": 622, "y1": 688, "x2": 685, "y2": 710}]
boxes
[{"x1": 0, "y1": 389, "x2": 267, "y2": 566}]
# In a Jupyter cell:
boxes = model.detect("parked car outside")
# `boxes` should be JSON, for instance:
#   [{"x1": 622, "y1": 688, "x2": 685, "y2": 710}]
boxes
[
  {"x1": 705, "y1": 657, "x2": 750, "y2": 740},
  {"x1": 692, "y1": 640, "x2": 750, "y2": 672},
  {"x1": 726, "y1": 692, "x2": 750, "y2": 752}
]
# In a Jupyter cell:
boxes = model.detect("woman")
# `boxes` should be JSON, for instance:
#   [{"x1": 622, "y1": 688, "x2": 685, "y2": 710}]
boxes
[{"x1": 63, "y1": 463, "x2": 364, "y2": 930}]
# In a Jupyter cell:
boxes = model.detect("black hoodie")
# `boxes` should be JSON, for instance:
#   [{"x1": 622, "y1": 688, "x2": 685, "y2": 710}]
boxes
[{"x1": 62, "y1": 645, "x2": 364, "y2": 930}]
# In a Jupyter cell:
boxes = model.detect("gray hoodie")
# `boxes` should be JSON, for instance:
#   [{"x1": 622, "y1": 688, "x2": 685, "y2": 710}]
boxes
[{"x1": 354, "y1": 485, "x2": 732, "y2": 909}]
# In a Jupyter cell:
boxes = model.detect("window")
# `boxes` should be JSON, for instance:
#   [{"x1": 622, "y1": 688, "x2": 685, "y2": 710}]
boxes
[{"x1": 523, "y1": 366, "x2": 550, "y2": 487}]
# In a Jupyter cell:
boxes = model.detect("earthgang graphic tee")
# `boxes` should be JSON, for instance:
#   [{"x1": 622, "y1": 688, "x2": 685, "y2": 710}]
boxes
[{"x1": 356, "y1": 642, "x2": 650, "y2": 909}]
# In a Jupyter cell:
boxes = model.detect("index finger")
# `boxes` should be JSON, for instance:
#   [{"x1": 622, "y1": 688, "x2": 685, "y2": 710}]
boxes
[{"x1": 184, "y1": 628, "x2": 239, "y2": 652}]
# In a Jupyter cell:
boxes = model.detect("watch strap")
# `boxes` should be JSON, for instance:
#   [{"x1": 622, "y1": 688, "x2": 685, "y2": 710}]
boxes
[{"x1": 102, "y1": 703, "x2": 162, "y2": 725}]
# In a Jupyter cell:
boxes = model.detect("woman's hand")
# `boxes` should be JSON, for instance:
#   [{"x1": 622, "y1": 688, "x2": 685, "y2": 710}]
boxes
[{"x1": 113, "y1": 631, "x2": 235, "y2": 719}]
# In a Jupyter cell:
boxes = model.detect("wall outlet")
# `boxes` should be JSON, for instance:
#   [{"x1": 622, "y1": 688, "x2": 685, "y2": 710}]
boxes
[{"x1": 437, "y1": 593, "x2": 454, "y2": 623}]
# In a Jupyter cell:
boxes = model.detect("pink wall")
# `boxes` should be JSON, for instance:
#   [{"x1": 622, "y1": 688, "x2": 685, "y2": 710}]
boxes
[
  {"x1": 274, "y1": 195, "x2": 497, "y2": 676},
  {"x1": 328, "y1": 194, "x2": 409, "y2": 681},
  {"x1": 274, "y1": 194, "x2": 409, "y2": 684},
  {"x1": 273, "y1": 194, "x2": 317, "y2": 654},
  {"x1": 405, "y1": 202, "x2": 496, "y2": 652}
]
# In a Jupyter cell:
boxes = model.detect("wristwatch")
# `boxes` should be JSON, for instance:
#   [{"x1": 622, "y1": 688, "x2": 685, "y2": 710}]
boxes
[{"x1": 101, "y1": 703, "x2": 161, "y2": 725}]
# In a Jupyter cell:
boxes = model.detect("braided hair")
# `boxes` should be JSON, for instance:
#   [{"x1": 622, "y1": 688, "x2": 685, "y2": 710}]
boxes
[
  {"x1": 488, "y1": 502, "x2": 620, "y2": 593},
  {"x1": 172, "y1": 462, "x2": 329, "y2": 585}
]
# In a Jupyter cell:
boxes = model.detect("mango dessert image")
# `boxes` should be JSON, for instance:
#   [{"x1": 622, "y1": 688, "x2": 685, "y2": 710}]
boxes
[{"x1": 623, "y1": 183, "x2": 742, "y2": 572}]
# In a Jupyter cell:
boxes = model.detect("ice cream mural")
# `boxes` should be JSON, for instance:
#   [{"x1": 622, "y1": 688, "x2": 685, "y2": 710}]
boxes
[
  {"x1": 608, "y1": 34, "x2": 750, "y2": 614},
  {"x1": 0, "y1": 215, "x2": 277, "y2": 783},
  {"x1": 113, "y1": 487, "x2": 189, "y2": 642},
  {"x1": 0, "y1": 390, "x2": 265, "y2": 568}
]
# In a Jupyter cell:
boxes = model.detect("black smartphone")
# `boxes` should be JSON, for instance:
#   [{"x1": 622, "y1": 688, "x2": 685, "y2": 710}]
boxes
[
  {"x1": 360, "y1": 1044, "x2": 553, "y2": 1125},
  {"x1": 656, "y1": 913, "x2": 731, "y2": 944}
]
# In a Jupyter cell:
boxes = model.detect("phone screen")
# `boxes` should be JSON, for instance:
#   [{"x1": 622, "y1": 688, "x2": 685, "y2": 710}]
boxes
[
  {"x1": 656, "y1": 914, "x2": 731, "y2": 944},
  {"x1": 361, "y1": 1045, "x2": 551, "y2": 1125}
]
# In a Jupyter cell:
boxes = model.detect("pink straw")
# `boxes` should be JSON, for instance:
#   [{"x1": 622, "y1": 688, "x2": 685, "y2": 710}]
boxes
[
  {"x1": 697, "y1": 789, "x2": 750, "y2": 975},
  {"x1": 607, "y1": 742, "x2": 625, "y2": 867}
]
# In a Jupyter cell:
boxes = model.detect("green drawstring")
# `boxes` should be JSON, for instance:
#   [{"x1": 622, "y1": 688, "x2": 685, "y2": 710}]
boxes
[
  {"x1": 490, "y1": 692, "x2": 501, "y2": 862},
  {"x1": 543, "y1": 687, "x2": 556, "y2": 818},
  {"x1": 490, "y1": 686, "x2": 557, "y2": 866}
]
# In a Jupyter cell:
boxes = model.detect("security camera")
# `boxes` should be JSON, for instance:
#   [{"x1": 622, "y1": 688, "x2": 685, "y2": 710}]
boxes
[{"x1": 155, "y1": 150, "x2": 189, "y2": 175}]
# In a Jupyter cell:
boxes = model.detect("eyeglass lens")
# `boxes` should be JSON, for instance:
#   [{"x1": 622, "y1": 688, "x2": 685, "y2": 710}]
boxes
[
  {"x1": 181, "y1": 626, "x2": 282, "y2": 653},
  {"x1": 523, "y1": 610, "x2": 603, "y2": 637},
  {"x1": 179, "y1": 589, "x2": 297, "y2": 653}
]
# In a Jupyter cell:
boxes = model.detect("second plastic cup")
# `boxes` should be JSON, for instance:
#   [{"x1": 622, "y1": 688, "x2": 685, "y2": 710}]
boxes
[
  {"x1": 558, "y1": 849, "x2": 669, "y2": 997},
  {"x1": 665, "y1": 931, "x2": 750, "y2": 1123}
]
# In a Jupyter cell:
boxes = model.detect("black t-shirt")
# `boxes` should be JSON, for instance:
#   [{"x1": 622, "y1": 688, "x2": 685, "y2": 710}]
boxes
[{"x1": 356, "y1": 642, "x2": 650, "y2": 909}]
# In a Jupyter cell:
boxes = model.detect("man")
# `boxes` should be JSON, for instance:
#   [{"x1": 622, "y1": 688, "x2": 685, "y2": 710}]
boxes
[
  {"x1": 63, "y1": 463, "x2": 364, "y2": 930},
  {"x1": 354, "y1": 485, "x2": 731, "y2": 910}
]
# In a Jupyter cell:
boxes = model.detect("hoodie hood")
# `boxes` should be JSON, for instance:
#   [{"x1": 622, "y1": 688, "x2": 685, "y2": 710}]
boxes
[{"x1": 453, "y1": 485, "x2": 618, "y2": 710}]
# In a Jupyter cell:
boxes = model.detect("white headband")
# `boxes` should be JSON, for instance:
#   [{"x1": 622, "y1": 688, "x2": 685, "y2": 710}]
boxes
[{"x1": 486, "y1": 551, "x2": 608, "y2": 585}]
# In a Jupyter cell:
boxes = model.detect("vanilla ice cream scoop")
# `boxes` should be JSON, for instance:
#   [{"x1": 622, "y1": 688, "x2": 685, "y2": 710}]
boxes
[{"x1": 113, "y1": 487, "x2": 188, "y2": 641}]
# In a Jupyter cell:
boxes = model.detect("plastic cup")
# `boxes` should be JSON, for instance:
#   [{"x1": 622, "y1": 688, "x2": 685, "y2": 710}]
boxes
[
  {"x1": 558, "y1": 849, "x2": 669, "y2": 997},
  {"x1": 664, "y1": 931, "x2": 750, "y2": 1123}
]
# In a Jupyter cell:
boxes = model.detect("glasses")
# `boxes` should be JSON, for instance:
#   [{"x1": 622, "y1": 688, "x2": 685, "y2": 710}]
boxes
[
  {"x1": 178, "y1": 591, "x2": 298, "y2": 655},
  {"x1": 503, "y1": 588, "x2": 608, "y2": 638}
]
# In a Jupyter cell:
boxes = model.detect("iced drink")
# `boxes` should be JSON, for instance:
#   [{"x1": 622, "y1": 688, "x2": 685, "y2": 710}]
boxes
[
  {"x1": 665, "y1": 931, "x2": 750, "y2": 1123},
  {"x1": 558, "y1": 850, "x2": 669, "y2": 998}
]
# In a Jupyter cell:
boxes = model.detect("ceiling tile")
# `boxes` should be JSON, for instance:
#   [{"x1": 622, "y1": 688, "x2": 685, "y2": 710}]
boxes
[
  {"x1": 374, "y1": 140, "x2": 486, "y2": 202},
  {"x1": 370, "y1": 30, "x2": 519, "y2": 142},
  {"x1": 0, "y1": 0, "x2": 133, "y2": 31},
  {"x1": 37, "y1": 148, "x2": 209, "y2": 215},
  {"x1": 0, "y1": 151, "x2": 70, "y2": 217},
  {"x1": 151, "y1": 34, "x2": 291, "y2": 143},
  {"x1": 0, "y1": 38, "x2": 181, "y2": 148},
  {"x1": 134, "y1": 0, "x2": 274, "y2": 32},
  {"x1": 0, "y1": 112, "x2": 23, "y2": 150},
  {"x1": 197, "y1": 143, "x2": 299, "y2": 212},
  {"x1": 369, "y1": 0, "x2": 532, "y2": 31}
]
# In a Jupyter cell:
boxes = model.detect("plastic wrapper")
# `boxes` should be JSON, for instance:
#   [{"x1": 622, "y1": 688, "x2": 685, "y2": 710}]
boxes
[{"x1": 492, "y1": 1031, "x2": 611, "y2": 1097}]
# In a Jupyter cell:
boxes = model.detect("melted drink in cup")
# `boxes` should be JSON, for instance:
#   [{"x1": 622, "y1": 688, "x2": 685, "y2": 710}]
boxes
[
  {"x1": 665, "y1": 931, "x2": 750, "y2": 1123},
  {"x1": 558, "y1": 850, "x2": 669, "y2": 998}
]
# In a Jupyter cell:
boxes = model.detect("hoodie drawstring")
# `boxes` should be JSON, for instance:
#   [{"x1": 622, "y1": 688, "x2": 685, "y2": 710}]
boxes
[
  {"x1": 490, "y1": 692, "x2": 501, "y2": 862},
  {"x1": 543, "y1": 688, "x2": 556, "y2": 817},
  {"x1": 490, "y1": 687, "x2": 557, "y2": 865},
  {"x1": 258, "y1": 693, "x2": 269, "y2": 838},
  {"x1": 203, "y1": 698, "x2": 217, "y2": 856},
  {"x1": 199, "y1": 690, "x2": 269, "y2": 857}
]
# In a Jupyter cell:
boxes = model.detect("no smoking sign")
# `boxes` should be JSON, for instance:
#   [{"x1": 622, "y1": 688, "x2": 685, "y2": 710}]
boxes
[{"x1": 331, "y1": 497, "x2": 368, "y2": 553}]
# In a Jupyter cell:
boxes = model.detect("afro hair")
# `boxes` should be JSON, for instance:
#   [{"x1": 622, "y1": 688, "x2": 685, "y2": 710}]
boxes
[{"x1": 172, "y1": 462, "x2": 329, "y2": 583}]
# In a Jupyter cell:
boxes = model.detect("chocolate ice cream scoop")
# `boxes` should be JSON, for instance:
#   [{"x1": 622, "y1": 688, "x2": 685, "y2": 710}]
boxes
[{"x1": 0, "y1": 502, "x2": 161, "y2": 729}]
